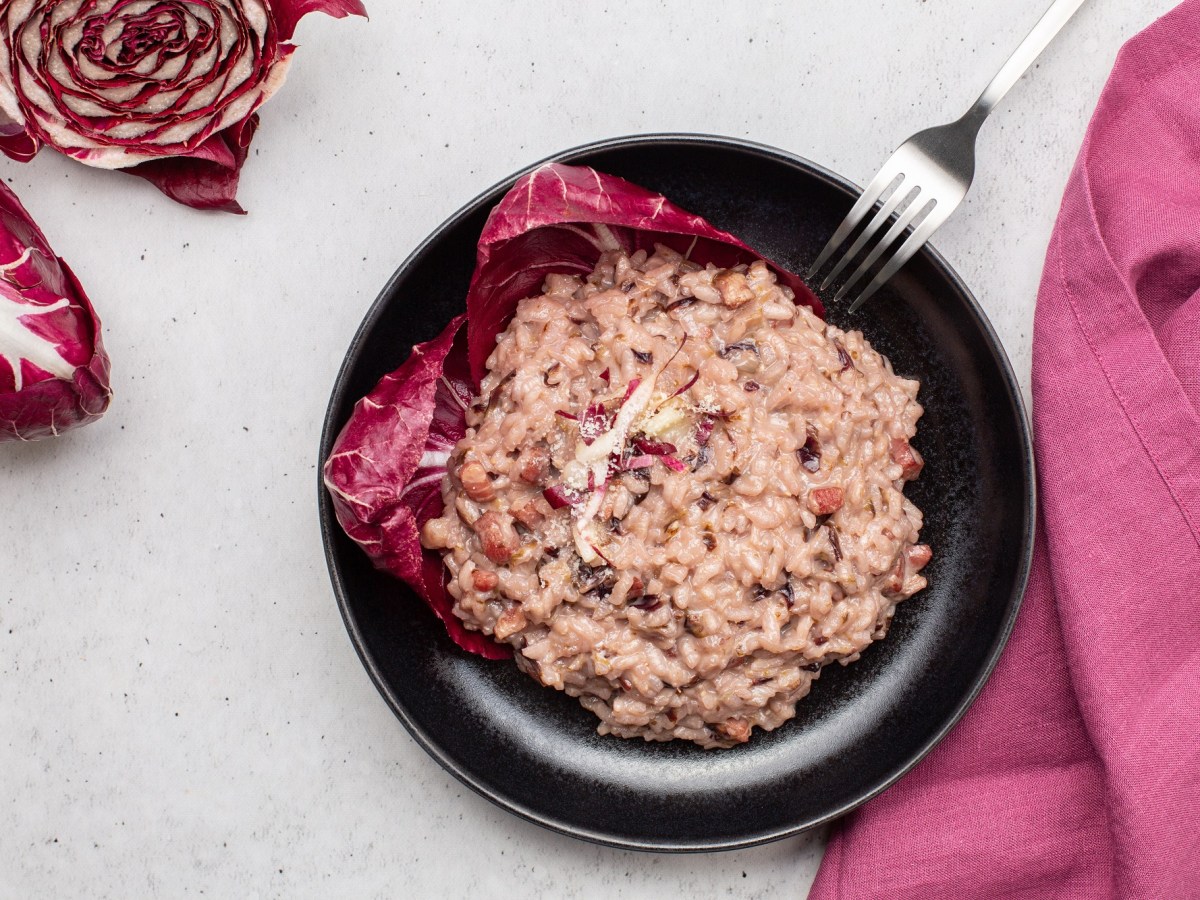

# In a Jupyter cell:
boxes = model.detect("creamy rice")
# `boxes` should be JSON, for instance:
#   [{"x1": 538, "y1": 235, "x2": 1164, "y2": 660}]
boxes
[{"x1": 421, "y1": 245, "x2": 930, "y2": 748}]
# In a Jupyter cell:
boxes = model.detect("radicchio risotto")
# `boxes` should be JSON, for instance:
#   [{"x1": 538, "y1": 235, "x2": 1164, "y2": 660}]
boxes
[{"x1": 421, "y1": 245, "x2": 930, "y2": 748}]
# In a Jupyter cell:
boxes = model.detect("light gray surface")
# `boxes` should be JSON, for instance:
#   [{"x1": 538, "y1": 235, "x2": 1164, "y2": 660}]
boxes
[{"x1": 0, "y1": 1, "x2": 1174, "y2": 896}]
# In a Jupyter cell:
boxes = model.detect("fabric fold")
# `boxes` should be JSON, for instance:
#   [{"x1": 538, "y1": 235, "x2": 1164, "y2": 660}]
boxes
[{"x1": 811, "y1": 2, "x2": 1200, "y2": 897}]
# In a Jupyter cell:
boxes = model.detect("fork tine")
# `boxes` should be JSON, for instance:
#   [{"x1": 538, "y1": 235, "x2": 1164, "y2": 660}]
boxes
[
  {"x1": 819, "y1": 183, "x2": 919, "y2": 290},
  {"x1": 806, "y1": 160, "x2": 905, "y2": 279},
  {"x1": 832, "y1": 194, "x2": 931, "y2": 303},
  {"x1": 846, "y1": 201, "x2": 950, "y2": 313}
]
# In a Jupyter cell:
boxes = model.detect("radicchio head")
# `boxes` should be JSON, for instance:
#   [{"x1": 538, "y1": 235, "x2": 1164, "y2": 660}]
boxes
[
  {"x1": 0, "y1": 184, "x2": 110, "y2": 442},
  {"x1": 0, "y1": 0, "x2": 367, "y2": 213}
]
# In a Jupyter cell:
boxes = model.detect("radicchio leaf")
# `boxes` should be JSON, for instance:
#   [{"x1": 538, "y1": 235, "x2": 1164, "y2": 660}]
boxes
[
  {"x1": 578, "y1": 403, "x2": 614, "y2": 445},
  {"x1": 464, "y1": 163, "x2": 823, "y2": 383},
  {"x1": 670, "y1": 370, "x2": 700, "y2": 399},
  {"x1": 659, "y1": 455, "x2": 689, "y2": 473},
  {"x1": 270, "y1": 0, "x2": 370, "y2": 43},
  {"x1": 633, "y1": 436, "x2": 677, "y2": 456},
  {"x1": 834, "y1": 338, "x2": 855, "y2": 372},
  {"x1": 799, "y1": 431, "x2": 822, "y2": 473},
  {"x1": 123, "y1": 116, "x2": 261, "y2": 215},
  {"x1": 0, "y1": 183, "x2": 111, "y2": 442},
  {"x1": 622, "y1": 454, "x2": 655, "y2": 470},
  {"x1": 322, "y1": 315, "x2": 510, "y2": 659},
  {"x1": 325, "y1": 163, "x2": 821, "y2": 660},
  {"x1": 543, "y1": 484, "x2": 585, "y2": 509}
]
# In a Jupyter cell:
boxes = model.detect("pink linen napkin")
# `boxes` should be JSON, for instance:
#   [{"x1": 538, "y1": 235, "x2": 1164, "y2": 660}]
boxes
[{"x1": 810, "y1": 4, "x2": 1200, "y2": 898}]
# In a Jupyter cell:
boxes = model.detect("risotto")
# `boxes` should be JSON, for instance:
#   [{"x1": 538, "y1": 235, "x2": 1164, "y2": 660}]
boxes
[{"x1": 420, "y1": 245, "x2": 930, "y2": 748}]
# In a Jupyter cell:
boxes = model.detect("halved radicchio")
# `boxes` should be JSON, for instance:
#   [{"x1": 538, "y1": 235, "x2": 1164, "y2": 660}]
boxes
[
  {"x1": 322, "y1": 162, "x2": 820, "y2": 658},
  {"x1": 0, "y1": 0, "x2": 368, "y2": 213},
  {"x1": 0, "y1": 182, "x2": 110, "y2": 442}
]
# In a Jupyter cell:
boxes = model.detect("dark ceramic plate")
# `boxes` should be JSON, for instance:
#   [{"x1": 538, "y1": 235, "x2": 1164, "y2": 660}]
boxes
[{"x1": 319, "y1": 135, "x2": 1035, "y2": 851}]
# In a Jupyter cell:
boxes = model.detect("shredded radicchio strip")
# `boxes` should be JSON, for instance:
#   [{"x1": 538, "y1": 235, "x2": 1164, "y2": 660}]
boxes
[
  {"x1": 598, "y1": 367, "x2": 610, "y2": 383},
  {"x1": 622, "y1": 378, "x2": 642, "y2": 402},
  {"x1": 632, "y1": 349, "x2": 653, "y2": 364},
  {"x1": 543, "y1": 484, "x2": 584, "y2": 509},
  {"x1": 623, "y1": 454, "x2": 656, "y2": 470},
  {"x1": 481, "y1": 372, "x2": 515, "y2": 415},
  {"x1": 827, "y1": 525, "x2": 843, "y2": 562},
  {"x1": 660, "y1": 455, "x2": 688, "y2": 473},
  {"x1": 573, "y1": 560, "x2": 615, "y2": 594},
  {"x1": 555, "y1": 409, "x2": 579, "y2": 421},
  {"x1": 670, "y1": 369, "x2": 700, "y2": 399},
  {"x1": 798, "y1": 433, "x2": 821, "y2": 473},
  {"x1": 695, "y1": 414, "x2": 716, "y2": 446},
  {"x1": 743, "y1": 381, "x2": 761, "y2": 393},
  {"x1": 579, "y1": 403, "x2": 614, "y2": 445},
  {"x1": 591, "y1": 546, "x2": 613, "y2": 566},
  {"x1": 630, "y1": 595, "x2": 662, "y2": 611},
  {"x1": 697, "y1": 491, "x2": 717, "y2": 511},
  {"x1": 634, "y1": 436, "x2": 677, "y2": 455},
  {"x1": 720, "y1": 339, "x2": 758, "y2": 358},
  {"x1": 834, "y1": 339, "x2": 855, "y2": 372},
  {"x1": 754, "y1": 582, "x2": 795, "y2": 605}
]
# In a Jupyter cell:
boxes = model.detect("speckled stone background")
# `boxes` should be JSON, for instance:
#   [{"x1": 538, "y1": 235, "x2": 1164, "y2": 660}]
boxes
[{"x1": 0, "y1": 1, "x2": 1176, "y2": 896}]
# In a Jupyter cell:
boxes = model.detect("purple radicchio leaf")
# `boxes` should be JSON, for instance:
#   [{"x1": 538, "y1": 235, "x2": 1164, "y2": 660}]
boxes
[
  {"x1": 658, "y1": 455, "x2": 689, "y2": 473},
  {"x1": 633, "y1": 436, "x2": 677, "y2": 456},
  {"x1": 322, "y1": 314, "x2": 510, "y2": 660},
  {"x1": 543, "y1": 484, "x2": 586, "y2": 510},
  {"x1": 123, "y1": 116, "x2": 261, "y2": 215},
  {"x1": 577, "y1": 402, "x2": 614, "y2": 445},
  {"x1": 270, "y1": 0, "x2": 370, "y2": 43},
  {"x1": 799, "y1": 431, "x2": 822, "y2": 473},
  {"x1": 325, "y1": 163, "x2": 823, "y2": 660},
  {"x1": 0, "y1": 183, "x2": 111, "y2": 442},
  {"x1": 464, "y1": 163, "x2": 823, "y2": 383},
  {"x1": 670, "y1": 369, "x2": 701, "y2": 399}
]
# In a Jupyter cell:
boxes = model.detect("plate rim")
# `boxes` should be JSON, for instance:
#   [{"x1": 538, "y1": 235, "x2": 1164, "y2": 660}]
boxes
[{"x1": 318, "y1": 132, "x2": 1037, "y2": 852}]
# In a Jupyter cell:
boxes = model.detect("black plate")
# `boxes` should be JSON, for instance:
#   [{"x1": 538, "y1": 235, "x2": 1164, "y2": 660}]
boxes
[{"x1": 318, "y1": 135, "x2": 1035, "y2": 851}]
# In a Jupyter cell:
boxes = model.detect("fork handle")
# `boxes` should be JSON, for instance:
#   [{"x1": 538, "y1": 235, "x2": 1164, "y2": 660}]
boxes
[{"x1": 968, "y1": 0, "x2": 1089, "y2": 121}]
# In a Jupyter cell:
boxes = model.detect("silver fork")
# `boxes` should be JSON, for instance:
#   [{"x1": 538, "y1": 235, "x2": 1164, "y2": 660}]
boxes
[{"x1": 808, "y1": 0, "x2": 1089, "y2": 313}]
